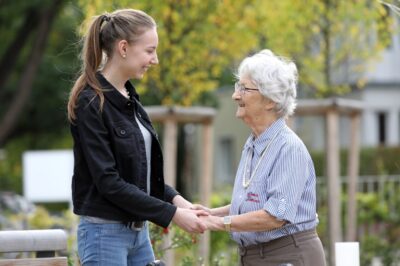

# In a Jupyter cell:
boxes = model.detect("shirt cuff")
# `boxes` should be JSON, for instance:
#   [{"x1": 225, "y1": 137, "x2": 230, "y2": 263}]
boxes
[{"x1": 264, "y1": 197, "x2": 293, "y2": 222}]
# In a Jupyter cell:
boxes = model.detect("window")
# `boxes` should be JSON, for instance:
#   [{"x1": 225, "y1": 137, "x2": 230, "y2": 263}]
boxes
[
  {"x1": 216, "y1": 137, "x2": 235, "y2": 183},
  {"x1": 378, "y1": 112, "x2": 387, "y2": 145}
]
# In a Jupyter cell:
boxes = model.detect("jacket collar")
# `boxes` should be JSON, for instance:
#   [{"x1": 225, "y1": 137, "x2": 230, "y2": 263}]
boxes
[{"x1": 96, "y1": 72, "x2": 139, "y2": 112}]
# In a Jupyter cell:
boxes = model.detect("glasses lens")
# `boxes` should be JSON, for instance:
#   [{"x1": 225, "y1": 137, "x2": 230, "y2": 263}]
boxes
[{"x1": 235, "y1": 82, "x2": 243, "y2": 94}]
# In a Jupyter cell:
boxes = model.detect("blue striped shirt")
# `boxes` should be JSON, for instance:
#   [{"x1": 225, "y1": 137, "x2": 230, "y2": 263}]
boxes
[{"x1": 229, "y1": 118, "x2": 318, "y2": 246}]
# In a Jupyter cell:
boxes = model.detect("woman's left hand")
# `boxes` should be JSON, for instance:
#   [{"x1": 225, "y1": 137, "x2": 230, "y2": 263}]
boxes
[{"x1": 199, "y1": 215, "x2": 224, "y2": 231}]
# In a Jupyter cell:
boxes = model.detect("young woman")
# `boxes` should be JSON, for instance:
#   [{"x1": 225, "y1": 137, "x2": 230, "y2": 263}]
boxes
[{"x1": 67, "y1": 9, "x2": 206, "y2": 266}]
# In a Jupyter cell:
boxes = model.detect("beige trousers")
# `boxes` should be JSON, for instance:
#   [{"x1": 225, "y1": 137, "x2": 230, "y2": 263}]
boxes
[{"x1": 238, "y1": 229, "x2": 326, "y2": 266}]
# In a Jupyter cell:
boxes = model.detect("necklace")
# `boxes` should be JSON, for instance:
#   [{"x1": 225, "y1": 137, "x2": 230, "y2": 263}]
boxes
[{"x1": 242, "y1": 130, "x2": 280, "y2": 189}]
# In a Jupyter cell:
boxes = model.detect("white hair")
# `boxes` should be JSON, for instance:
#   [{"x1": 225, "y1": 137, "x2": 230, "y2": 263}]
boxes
[{"x1": 236, "y1": 49, "x2": 298, "y2": 118}]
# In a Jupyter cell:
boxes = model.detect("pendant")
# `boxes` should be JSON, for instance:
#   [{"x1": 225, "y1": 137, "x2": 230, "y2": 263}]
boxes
[{"x1": 242, "y1": 179, "x2": 250, "y2": 189}]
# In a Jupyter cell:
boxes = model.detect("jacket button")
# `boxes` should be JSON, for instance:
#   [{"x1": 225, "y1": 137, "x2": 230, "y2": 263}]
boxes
[
  {"x1": 127, "y1": 102, "x2": 131, "y2": 106},
  {"x1": 120, "y1": 130, "x2": 126, "y2": 135}
]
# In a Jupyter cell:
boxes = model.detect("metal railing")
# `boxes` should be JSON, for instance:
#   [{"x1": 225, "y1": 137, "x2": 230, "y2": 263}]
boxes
[{"x1": 317, "y1": 175, "x2": 400, "y2": 208}]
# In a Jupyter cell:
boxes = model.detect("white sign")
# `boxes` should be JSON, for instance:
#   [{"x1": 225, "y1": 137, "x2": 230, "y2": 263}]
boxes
[
  {"x1": 335, "y1": 242, "x2": 360, "y2": 266},
  {"x1": 23, "y1": 150, "x2": 73, "y2": 203}
]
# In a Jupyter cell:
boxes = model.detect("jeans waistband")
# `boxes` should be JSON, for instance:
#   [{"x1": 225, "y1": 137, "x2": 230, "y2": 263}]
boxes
[
  {"x1": 82, "y1": 216, "x2": 145, "y2": 231},
  {"x1": 238, "y1": 229, "x2": 318, "y2": 256}
]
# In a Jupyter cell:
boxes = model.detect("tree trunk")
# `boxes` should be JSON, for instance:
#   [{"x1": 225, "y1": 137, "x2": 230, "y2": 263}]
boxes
[
  {"x1": 0, "y1": 0, "x2": 64, "y2": 146},
  {"x1": 0, "y1": 8, "x2": 40, "y2": 88}
]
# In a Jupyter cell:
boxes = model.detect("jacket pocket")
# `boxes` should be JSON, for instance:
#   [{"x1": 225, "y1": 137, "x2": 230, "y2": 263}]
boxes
[{"x1": 112, "y1": 122, "x2": 136, "y2": 155}]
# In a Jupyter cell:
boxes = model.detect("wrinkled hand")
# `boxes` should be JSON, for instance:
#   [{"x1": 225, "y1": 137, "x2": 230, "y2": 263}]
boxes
[
  {"x1": 172, "y1": 207, "x2": 209, "y2": 234},
  {"x1": 191, "y1": 203, "x2": 211, "y2": 214},
  {"x1": 199, "y1": 215, "x2": 224, "y2": 231}
]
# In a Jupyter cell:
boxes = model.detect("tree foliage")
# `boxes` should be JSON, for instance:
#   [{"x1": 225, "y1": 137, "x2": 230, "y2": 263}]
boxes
[
  {"x1": 78, "y1": 0, "x2": 393, "y2": 104},
  {"x1": 0, "y1": 0, "x2": 394, "y2": 145},
  {"x1": 255, "y1": 0, "x2": 393, "y2": 97},
  {"x1": 0, "y1": 0, "x2": 75, "y2": 145},
  {"x1": 78, "y1": 0, "x2": 260, "y2": 106},
  {"x1": 380, "y1": 0, "x2": 400, "y2": 16}
]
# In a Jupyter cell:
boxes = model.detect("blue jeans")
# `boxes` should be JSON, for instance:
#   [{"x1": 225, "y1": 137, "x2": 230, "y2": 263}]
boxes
[{"x1": 77, "y1": 217, "x2": 155, "y2": 266}]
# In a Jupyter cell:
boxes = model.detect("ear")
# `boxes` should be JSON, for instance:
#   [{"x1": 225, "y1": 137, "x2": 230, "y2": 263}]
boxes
[
  {"x1": 117, "y1": 40, "x2": 129, "y2": 58},
  {"x1": 264, "y1": 98, "x2": 276, "y2": 111}
]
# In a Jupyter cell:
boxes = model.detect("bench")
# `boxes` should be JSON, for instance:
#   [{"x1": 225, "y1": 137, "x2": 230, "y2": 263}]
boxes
[{"x1": 0, "y1": 229, "x2": 68, "y2": 266}]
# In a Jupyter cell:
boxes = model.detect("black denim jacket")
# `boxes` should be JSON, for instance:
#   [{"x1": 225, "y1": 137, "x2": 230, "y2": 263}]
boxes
[{"x1": 70, "y1": 73, "x2": 178, "y2": 228}]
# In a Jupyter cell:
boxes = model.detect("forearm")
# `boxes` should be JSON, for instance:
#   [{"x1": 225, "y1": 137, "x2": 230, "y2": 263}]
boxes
[
  {"x1": 172, "y1": 195, "x2": 193, "y2": 209},
  {"x1": 230, "y1": 210, "x2": 285, "y2": 232},
  {"x1": 206, "y1": 209, "x2": 285, "y2": 232}
]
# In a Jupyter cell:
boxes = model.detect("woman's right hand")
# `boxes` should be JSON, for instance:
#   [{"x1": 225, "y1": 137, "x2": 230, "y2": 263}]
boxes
[
  {"x1": 190, "y1": 204, "x2": 211, "y2": 214},
  {"x1": 172, "y1": 207, "x2": 208, "y2": 234}
]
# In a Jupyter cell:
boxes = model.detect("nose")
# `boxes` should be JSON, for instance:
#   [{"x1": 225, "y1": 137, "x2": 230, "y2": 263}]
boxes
[
  {"x1": 151, "y1": 53, "x2": 159, "y2": 65},
  {"x1": 232, "y1": 90, "x2": 241, "y2": 100}
]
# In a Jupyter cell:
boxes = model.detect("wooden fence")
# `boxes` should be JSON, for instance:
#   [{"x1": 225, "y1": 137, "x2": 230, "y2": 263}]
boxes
[{"x1": 0, "y1": 229, "x2": 68, "y2": 266}]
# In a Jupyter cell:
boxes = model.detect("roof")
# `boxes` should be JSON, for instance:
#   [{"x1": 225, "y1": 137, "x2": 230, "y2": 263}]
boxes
[
  {"x1": 144, "y1": 106, "x2": 217, "y2": 123},
  {"x1": 295, "y1": 98, "x2": 363, "y2": 116}
]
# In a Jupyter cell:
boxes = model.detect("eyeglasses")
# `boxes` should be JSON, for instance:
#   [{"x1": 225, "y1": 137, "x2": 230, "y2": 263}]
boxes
[{"x1": 234, "y1": 82, "x2": 259, "y2": 95}]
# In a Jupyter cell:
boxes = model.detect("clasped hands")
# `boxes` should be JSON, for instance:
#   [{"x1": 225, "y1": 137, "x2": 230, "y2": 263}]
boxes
[{"x1": 171, "y1": 203, "x2": 223, "y2": 234}]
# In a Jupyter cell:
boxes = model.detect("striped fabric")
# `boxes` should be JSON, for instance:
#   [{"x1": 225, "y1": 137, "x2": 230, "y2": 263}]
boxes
[{"x1": 230, "y1": 118, "x2": 319, "y2": 246}]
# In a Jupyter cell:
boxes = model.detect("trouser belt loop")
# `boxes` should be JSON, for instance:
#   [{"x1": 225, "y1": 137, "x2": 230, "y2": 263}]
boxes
[
  {"x1": 259, "y1": 244, "x2": 265, "y2": 258},
  {"x1": 126, "y1": 221, "x2": 144, "y2": 231},
  {"x1": 290, "y1": 231, "x2": 299, "y2": 247},
  {"x1": 238, "y1": 246, "x2": 247, "y2": 257}
]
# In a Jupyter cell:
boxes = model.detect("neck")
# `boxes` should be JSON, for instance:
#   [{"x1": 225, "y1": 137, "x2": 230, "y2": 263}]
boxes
[
  {"x1": 101, "y1": 62, "x2": 128, "y2": 94},
  {"x1": 249, "y1": 115, "x2": 279, "y2": 138}
]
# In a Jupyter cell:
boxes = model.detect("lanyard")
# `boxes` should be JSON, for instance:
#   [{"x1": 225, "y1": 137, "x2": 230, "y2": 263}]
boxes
[{"x1": 242, "y1": 130, "x2": 280, "y2": 189}]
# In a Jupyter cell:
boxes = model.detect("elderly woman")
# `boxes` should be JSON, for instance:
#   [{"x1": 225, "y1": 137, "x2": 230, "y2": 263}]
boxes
[{"x1": 196, "y1": 50, "x2": 326, "y2": 265}]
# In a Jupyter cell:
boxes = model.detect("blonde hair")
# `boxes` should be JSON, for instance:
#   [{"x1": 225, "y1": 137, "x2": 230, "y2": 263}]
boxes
[{"x1": 67, "y1": 9, "x2": 156, "y2": 122}]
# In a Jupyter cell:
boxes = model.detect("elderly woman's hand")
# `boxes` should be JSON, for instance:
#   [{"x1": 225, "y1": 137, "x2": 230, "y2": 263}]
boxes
[
  {"x1": 190, "y1": 204, "x2": 211, "y2": 214},
  {"x1": 199, "y1": 215, "x2": 224, "y2": 231}
]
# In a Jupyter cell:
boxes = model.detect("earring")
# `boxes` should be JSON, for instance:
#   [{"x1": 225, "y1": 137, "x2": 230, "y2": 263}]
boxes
[{"x1": 122, "y1": 54, "x2": 126, "y2": 58}]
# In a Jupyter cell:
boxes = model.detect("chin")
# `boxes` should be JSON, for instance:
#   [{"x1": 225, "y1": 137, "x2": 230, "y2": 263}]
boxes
[
  {"x1": 235, "y1": 109, "x2": 244, "y2": 119},
  {"x1": 134, "y1": 73, "x2": 145, "y2": 79}
]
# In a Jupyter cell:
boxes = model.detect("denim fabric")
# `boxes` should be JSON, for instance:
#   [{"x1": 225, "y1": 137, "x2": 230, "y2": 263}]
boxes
[{"x1": 77, "y1": 217, "x2": 155, "y2": 266}]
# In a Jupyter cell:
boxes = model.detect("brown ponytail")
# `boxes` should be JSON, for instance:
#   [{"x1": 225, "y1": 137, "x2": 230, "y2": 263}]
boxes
[
  {"x1": 67, "y1": 9, "x2": 156, "y2": 123},
  {"x1": 67, "y1": 14, "x2": 107, "y2": 122}
]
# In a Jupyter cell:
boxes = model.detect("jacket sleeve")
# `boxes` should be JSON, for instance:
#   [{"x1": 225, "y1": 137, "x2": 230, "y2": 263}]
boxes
[
  {"x1": 164, "y1": 184, "x2": 180, "y2": 203},
  {"x1": 76, "y1": 92, "x2": 176, "y2": 227}
]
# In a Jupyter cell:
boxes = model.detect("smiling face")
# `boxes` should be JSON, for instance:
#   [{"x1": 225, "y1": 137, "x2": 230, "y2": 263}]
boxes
[
  {"x1": 232, "y1": 76, "x2": 276, "y2": 130},
  {"x1": 122, "y1": 27, "x2": 159, "y2": 79},
  {"x1": 232, "y1": 76, "x2": 262, "y2": 120}
]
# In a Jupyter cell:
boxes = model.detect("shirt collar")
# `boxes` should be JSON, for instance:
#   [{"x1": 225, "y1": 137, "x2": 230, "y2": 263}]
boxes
[{"x1": 244, "y1": 118, "x2": 286, "y2": 155}]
